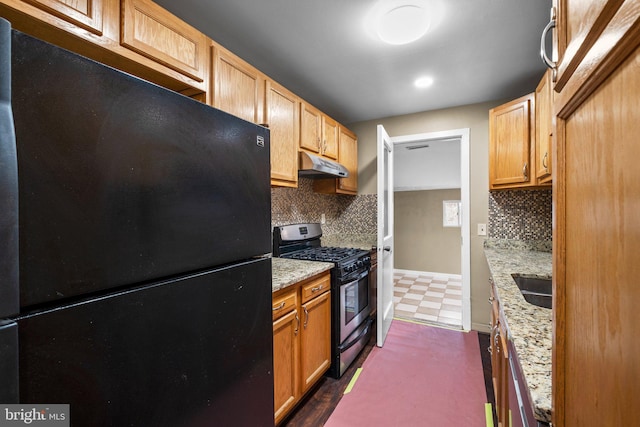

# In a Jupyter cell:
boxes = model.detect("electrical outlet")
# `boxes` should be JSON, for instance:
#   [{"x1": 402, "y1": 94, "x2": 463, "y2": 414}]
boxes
[
  {"x1": 477, "y1": 223, "x2": 487, "y2": 236},
  {"x1": 321, "y1": 213, "x2": 326, "y2": 224}
]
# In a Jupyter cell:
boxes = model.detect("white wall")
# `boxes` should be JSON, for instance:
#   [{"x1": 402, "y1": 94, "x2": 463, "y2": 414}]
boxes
[
  {"x1": 394, "y1": 139, "x2": 461, "y2": 191},
  {"x1": 348, "y1": 99, "x2": 507, "y2": 332}
]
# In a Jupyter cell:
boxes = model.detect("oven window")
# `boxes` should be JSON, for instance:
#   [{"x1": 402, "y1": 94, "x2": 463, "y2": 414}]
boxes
[{"x1": 344, "y1": 275, "x2": 369, "y2": 324}]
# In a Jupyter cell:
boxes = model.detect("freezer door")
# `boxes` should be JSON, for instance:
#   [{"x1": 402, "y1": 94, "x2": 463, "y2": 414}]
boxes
[
  {"x1": 0, "y1": 321, "x2": 18, "y2": 403},
  {"x1": 17, "y1": 258, "x2": 274, "y2": 427},
  {"x1": 11, "y1": 30, "x2": 271, "y2": 308},
  {"x1": 0, "y1": 19, "x2": 19, "y2": 319}
]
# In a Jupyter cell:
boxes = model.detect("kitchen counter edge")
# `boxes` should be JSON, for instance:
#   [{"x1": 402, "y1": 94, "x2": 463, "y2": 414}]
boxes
[
  {"x1": 483, "y1": 245, "x2": 553, "y2": 423},
  {"x1": 271, "y1": 257, "x2": 333, "y2": 293}
]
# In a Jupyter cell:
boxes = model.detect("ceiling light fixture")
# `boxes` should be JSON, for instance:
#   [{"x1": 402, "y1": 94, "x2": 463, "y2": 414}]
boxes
[
  {"x1": 414, "y1": 76, "x2": 434, "y2": 88},
  {"x1": 368, "y1": 0, "x2": 432, "y2": 45}
]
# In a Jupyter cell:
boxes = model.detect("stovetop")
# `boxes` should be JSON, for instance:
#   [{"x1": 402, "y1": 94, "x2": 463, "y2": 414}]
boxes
[
  {"x1": 281, "y1": 246, "x2": 371, "y2": 279},
  {"x1": 281, "y1": 246, "x2": 367, "y2": 263},
  {"x1": 273, "y1": 223, "x2": 371, "y2": 279}
]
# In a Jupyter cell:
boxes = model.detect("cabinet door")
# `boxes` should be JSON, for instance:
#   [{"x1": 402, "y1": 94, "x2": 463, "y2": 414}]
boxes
[
  {"x1": 535, "y1": 70, "x2": 552, "y2": 184},
  {"x1": 552, "y1": 2, "x2": 640, "y2": 426},
  {"x1": 300, "y1": 102, "x2": 321, "y2": 154},
  {"x1": 24, "y1": 0, "x2": 104, "y2": 34},
  {"x1": 299, "y1": 290, "x2": 331, "y2": 393},
  {"x1": 313, "y1": 125, "x2": 358, "y2": 195},
  {"x1": 121, "y1": 0, "x2": 208, "y2": 82},
  {"x1": 273, "y1": 309, "x2": 299, "y2": 425},
  {"x1": 212, "y1": 45, "x2": 262, "y2": 123},
  {"x1": 489, "y1": 93, "x2": 535, "y2": 189},
  {"x1": 337, "y1": 126, "x2": 358, "y2": 194},
  {"x1": 554, "y1": 46, "x2": 640, "y2": 427},
  {"x1": 322, "y1": 115, "x2": 339, "y2": 160},
  {"x1": 265, "y1": 80, "x2": 299, "y2": 187}
]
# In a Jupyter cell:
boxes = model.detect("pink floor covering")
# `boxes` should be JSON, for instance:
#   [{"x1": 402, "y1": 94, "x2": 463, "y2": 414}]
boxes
[{"x1": 324, "y1": 319, "x2": 487, "y2": 427}]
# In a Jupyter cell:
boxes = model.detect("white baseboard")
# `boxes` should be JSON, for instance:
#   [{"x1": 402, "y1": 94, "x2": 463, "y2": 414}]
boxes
[{"x1": 394, "y1": 268, "x2": 461, "y2": 281}]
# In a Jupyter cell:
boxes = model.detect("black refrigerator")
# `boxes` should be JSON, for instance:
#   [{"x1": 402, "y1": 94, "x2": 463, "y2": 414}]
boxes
[{"x1": 0, "y1": 18, "x2": 274, "y2": 427}]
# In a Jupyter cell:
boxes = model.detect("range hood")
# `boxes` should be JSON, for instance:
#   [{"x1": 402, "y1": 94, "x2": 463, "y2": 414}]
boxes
[{"x1": 298, "y1": 152, "x2": 349, "y2": 179}]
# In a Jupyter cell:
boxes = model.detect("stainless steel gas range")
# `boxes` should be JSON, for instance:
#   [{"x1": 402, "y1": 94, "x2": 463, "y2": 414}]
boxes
[{"x1": 273, "y1": 223, "x2": 373, "y2": 378}]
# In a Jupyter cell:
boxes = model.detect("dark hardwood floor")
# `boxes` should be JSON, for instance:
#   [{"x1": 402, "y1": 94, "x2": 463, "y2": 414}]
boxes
[
  {"x1": 280, "y1": 325, "x2": 496, "y2": 427},
  {"x1": 280, "y1": 332, "x2": 377, "y2": 427}
]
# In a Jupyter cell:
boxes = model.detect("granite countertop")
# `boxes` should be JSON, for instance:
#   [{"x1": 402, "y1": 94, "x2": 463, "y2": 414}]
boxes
[
  {"x1": 483, "y1": 241, "x2": 553, "y2": 423},
  {"x1": 271, "y1": 257, "x2": 333, "y2": 293}
]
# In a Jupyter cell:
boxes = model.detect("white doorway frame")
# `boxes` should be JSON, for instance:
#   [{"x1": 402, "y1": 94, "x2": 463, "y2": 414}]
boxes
[{"x1": 389, "y1": 128, "x2": 471, "y2": 331}]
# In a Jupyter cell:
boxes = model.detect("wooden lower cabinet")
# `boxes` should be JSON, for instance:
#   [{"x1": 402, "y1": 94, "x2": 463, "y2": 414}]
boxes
[
  {"x1": 300, "y1": 290, "x2": 331, "y2": 393},
  {"x1": 273, "y1": 308, "x2": 299, "y2": 423},
  {"x1": 272, "y1": 272, "x2": 331, "y2": 425},
  {"x1": 489, "y1": 279, "x2": 512, "y2": 427}
]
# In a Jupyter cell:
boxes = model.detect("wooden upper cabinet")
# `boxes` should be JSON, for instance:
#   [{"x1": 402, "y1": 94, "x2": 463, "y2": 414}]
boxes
[
  {"x1": 121, "y1": 0, "x2": 208, "y2": 83},
  {"x1": 338, "y1": 126, "x2": 358, "y2": 193},
  {"x1": 212, "y1": 44, "x2": 263, "y2": 123},
  {"x1": 554, "y1": 0, "x2": 609, "y2": 90},
  {"x1": 23, "y1": 0, "x2": 104, "y2": 34},
  {"x1": 299, "y1": 101, "x2": 339, "y2": 161},
  {"x1": 265, "y1": 79, "x2": 299, "y2": 188},
  {"x1": 313, "y1": 125, "x2": 358, "y2": 195},
  {"x1": 322, "y1": 114, "x2": 339, "y2": 160},
  {"x1": 535, "y1": 70, "x2": 553, "y2": 184},
  {"x1": 489, "y1": 93, "x2": 535, "y2": 189},
  {"x1": 300, "y1": 101, "x2": 322, "y2": 154}
]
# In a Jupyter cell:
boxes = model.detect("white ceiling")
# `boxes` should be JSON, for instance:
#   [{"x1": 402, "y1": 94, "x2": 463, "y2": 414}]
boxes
[{"x1": 154, "y1": 0, "x2": 551, "y2": 124}]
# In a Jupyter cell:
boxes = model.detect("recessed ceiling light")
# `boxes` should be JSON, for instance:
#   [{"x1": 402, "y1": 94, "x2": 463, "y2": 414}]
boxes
[
  {"x1": 415, "y1": 76, "x2": 434, "y2": 88},
  {"x1": 366, "y1": 0, "x2": 432, "y2": 45}
]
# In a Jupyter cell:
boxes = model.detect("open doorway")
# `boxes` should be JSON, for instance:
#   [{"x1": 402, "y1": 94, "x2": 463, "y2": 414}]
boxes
[{"x1": 389, "y1": 129, "x2": 470, "y2": 330}]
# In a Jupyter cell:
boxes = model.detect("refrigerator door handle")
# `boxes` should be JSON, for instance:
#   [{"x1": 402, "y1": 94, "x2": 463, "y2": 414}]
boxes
[
  {"x1": 0, "y1": 18, "x2": 19, "y2": 318},
  {"x1": 0, "y1": 321, "x2": 19, "y2": 403}
]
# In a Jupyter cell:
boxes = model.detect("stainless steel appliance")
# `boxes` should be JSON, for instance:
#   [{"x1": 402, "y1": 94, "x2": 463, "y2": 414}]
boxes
[
  {"x1": 273, "y1": 223, "x2": 372, "y2": 378},
  {"x1": 0, "y1": 20, "x2": 274, "y2": 426}
]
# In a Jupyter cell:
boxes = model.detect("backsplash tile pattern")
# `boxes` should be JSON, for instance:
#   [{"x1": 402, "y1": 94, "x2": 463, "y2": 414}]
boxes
[
  {"x1": 488, "y1": 189, "x2": 552, "y2": 241},
  {"x1": 271, "y1": 178, "x2": 377, "y2": 235},
  {"x1": 273, "y1": 182, "x2": 551, "y2": 244}
]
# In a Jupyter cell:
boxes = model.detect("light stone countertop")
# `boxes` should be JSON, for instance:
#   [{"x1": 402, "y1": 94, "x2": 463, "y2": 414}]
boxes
[
  {"x1": 483, "y1": 244, "x2": 553, "y2": 424},
  {"x1": 271, "y1": 257, "x2": 333, "y2": 293}
]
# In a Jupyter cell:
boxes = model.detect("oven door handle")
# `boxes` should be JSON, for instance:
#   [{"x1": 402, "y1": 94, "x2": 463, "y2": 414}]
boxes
[
  {"x1": 338, "y1": 317, "x2": 373, "y2": 352},
  {"x1": 343, "y1": 268, "x2": 369, "y2": 285}
]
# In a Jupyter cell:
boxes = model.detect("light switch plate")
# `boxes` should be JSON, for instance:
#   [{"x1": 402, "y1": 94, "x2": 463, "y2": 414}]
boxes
[{"x1": 477, "y1": 223, "x2": 487, "y2": 236}]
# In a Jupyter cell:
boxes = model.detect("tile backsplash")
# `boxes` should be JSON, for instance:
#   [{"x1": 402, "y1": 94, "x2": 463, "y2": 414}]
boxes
[
  {"x1": 488, "y1": 189, "x2": 552, "y2": 241},
  {"x1": 273, "y1": 182, "x2": 551, "y2": 243},
  {"x1": 271, "y1": 178, "x2": 377, "y2": 235}
]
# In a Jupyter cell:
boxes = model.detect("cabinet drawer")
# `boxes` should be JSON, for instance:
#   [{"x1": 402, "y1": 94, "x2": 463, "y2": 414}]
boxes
[
  {"x1": 301, "y1": 274, "x2": 330, "y2": 304},
  {"x1": 121, "y1": 0, "x2": 207, "y2": 82},
  {"x1": 272, "y1": 289, "x2": 297, "y2": 321}
]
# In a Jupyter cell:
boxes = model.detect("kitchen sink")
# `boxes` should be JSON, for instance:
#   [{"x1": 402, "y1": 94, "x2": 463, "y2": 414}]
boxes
[{"x1": 511, "y1": 274, "x2": 552, "y2": 309}]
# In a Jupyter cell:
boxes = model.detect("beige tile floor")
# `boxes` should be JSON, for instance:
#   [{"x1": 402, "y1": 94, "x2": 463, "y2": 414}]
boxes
[{"x1": 393, "y1": 270, "x2": 463, "y2": 328}]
